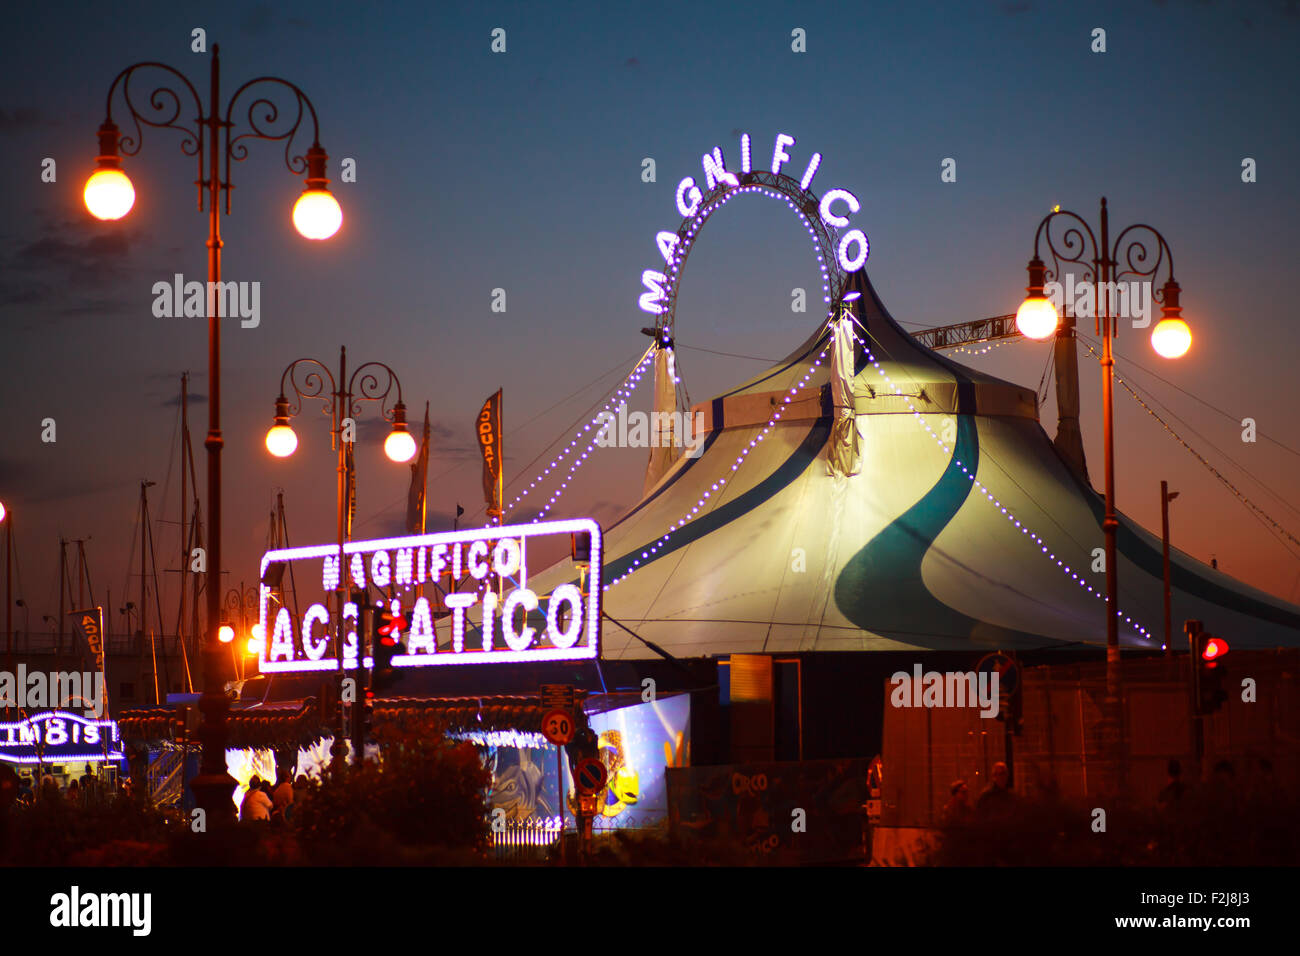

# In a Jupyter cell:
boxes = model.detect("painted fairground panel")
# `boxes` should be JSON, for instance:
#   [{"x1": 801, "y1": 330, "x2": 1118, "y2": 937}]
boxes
[
  {"x1": 566, "y1": 694, "x2": 692, "y2": 831},
  {"x1": 485, "y1": 742, "x2": 563, "y2": 825},
  {"x1": 666, "y1": 758, "x2": 869, "y2": 864}
]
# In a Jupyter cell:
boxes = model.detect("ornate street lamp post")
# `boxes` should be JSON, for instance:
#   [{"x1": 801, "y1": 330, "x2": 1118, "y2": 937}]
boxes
[
  {"x1": 266, "y1": 347, "x2": 416, "y2": 772},
  {"x1": 1016, "y1": 199, "x2": 1189, "y2": 799},
  {"x1": 85, "y1": 45, "x2": 343, "y2": 826},
  {"x1": 222, "y1": 583, "x2": 259, "y2": 680},
  {"x1": 1017, "y1": 197, "x2": 1190, "y2": 660}
]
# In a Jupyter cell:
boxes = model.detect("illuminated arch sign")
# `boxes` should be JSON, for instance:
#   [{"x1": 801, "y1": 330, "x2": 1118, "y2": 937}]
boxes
[
  {"x1": 0, "y1": 711, "x2": 124, "y2": 764},
  {"x1": 258, "y1": 518, "x2": 601, "y2": 673},
  {"x1": 639, "y1": 131, "x2": 870, "y2": 330}
]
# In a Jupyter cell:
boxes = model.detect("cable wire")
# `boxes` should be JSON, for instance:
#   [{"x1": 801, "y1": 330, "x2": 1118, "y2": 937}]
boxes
[{"x1": 1079, "y1": 336, "x2": 1300, "y2": 558}]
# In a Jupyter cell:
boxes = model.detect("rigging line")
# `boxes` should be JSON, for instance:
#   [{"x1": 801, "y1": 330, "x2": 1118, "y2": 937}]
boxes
[
  {"x1": 276, "y1": 497, "x2": 303, "y2": 636},
  {"x1": 599, "y1": 611, "x2": 712, "y2": 691},
  {"x1": 120, "y1": 501, "x2": 142, "y2": 623},
  {"x1": 156, "y1": 401, "x2": 181, "y2": 538},
  {"x1": 937, "y1": 337, "x2": 1022, "y2": 356},
  {"x1": 466, "y1": 350, "x2": 654, "y2": 523},
  {"x1": 1036, "y1": 343, "x2": 1054, "y2": 408},
  {"x1": 1079, "y1": 338, "x2": 1300, "y2": 557},
  {"x1": 10, "y1": 521, "x2": 26, "y2": 622},
  {"x1": 512, "y1": 348, "x2": 647, "y2": 442},
  {"x1": 1080, "y1": 334, "x2": 1300, "y2": 523},
  {"x1": 355, "y1": 349, "x2": 648, "y2": 529},
  {"x1": 676, "y1": 343, "x2": 782, "y2": 362},
  {"x1": 847, "y1": 310, "x2": 1129, "y2": 600},
  {"x1": 144, "y1": 494, "x2": 168, "y2": 685},
  {"x1": 1101, "y1": 337, "x2": 1300, "y2": 461},
  {"x1": 670, "y1": 345, "x2": 692, "y2": 414},
  {"x1": 503, "y1": 345, "x2": 652, "y2": 494},
  {"x1": 1098, "y1": 342, "x2": 1300, "y2": 545},
  {"x1": 850, "y1": 314, "x2": 935, "y2": 398},
  {"x1": 1079, "y1": 334, "x2": 1300, "y2": 523},
  {"x1": 975, "y1": 443, "x2": 1167, "y2": 610}
]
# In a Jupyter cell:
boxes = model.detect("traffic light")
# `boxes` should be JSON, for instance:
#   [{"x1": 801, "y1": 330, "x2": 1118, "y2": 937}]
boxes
[
  {"x1": 372, "y1": 603, "x2": 406, "y2": 694},
  {"x1": 995, "y1": 680, "x2": 1024, "y2": 735},
  {"x1": 564, "y1": 725, "x2": 597, "y2": 765},
  {"x1": 1193, "y1": 631, "x2": 1230, "y2": 715},
  {"x1": 360, "y1": 692, "x2": 374, "y2": 745}
]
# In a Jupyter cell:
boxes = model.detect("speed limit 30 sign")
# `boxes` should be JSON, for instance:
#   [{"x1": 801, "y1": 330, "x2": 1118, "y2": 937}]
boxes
[{"x1": 541, "y1": 709, "x2": 576, "y2": 746}]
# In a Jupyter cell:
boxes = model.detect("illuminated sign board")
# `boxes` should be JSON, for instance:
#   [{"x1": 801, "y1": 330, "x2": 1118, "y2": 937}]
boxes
[
  {"x1": 258, "y1": 518, "x2": 601, "y2": 673},
  {"x1": 0, "y1": 711, "x2": 124, "y2": 765},
  {"x1": 639, "y1": 130, "x2": 869, "y2": 318}
]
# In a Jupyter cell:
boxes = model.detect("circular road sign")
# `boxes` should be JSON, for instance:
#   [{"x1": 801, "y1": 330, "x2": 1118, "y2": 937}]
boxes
[
  {"x1": 541, "y1": 709, "x2": 576, "y2": 746},
  {"x1": 575, "y1": 757, "x2": 608, "y2": 796},
  {"x1": 976, "y1": 652, "x2": 1020, "y2": 697}
]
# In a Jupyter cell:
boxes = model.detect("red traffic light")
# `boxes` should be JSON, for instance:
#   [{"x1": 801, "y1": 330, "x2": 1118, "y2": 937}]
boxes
[
  {"x1": 377, "y1": 610, "x2": 406, "y2": 643},
  {"x1": 1201, "y1": 636, "x2": 1229, "y2": 661}
]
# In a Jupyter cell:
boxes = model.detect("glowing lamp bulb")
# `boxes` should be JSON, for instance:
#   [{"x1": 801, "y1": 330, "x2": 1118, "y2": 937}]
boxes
[
  {"x1": 218, "y1": 625, "x2": 235, "y2": 644},
  {"x1": 266, "y1": 423, "x2": 298, "y2": 458},
  {"x1": 292, "y1": 188, "x2": 342, "y2": 240},
  {"x1": 0, "y1": 500, "x2": 6, "y2": 523},
  {"x1": 84, "y1": 167, "x2": 135, "y2": 220},
  {"x1": 1151, "y1": 317, "x2": 1191, "y2": 359},
  {"x1": 247, "y1": 637, "x2": 264, "y2": 656},
  {"x1": 1016, "y1": 296, "x2": 1059, "y2": 340},
  {"x1": 385, "y1": 425, "x2": 417, "y2": 463}
]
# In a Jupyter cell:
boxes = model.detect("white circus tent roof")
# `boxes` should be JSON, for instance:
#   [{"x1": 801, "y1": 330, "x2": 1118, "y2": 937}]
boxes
[{"x1": 522, "y1": 267, "x2": 1300, "y2": 658}]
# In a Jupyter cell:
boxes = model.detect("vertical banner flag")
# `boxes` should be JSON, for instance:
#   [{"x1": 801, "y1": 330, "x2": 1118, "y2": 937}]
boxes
[
  {"x1": 406, "y1": 401, "x2": 431, "y2": 534},
  {"x1": 69, "y1": 606, "x2": 107, "y2": 686},
  {"x1": 476, "y1": 389, "x2": 503, "y2": 520},
  {"x1": 345, "y1": 441, "x2": 357, "y2": 537}
]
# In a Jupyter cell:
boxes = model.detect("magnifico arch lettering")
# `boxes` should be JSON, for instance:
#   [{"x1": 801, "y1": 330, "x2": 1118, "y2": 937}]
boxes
[{"x1": 637, "y1": 131, "x2": 869, "y2": 337}]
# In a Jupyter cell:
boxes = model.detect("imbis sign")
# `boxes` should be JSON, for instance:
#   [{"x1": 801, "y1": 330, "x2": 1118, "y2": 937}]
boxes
[
  {"x1": 258, "y1": 518, "x2": 602, "y2": 672},
  {"x1": 0, "y1": 711, "x2": 124, "y2": 765}
]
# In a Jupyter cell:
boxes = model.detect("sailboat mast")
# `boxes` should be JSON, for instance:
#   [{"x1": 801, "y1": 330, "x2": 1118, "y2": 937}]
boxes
[
  {"x1": 57, "y1": 536, "x2": 66, "y2": 662},
  {"x1": 180, "y1": 373, "x2": 188, "y2": 655},
  {"x1": 139, "y1": 483, "x2": 147, "y2": 657}
]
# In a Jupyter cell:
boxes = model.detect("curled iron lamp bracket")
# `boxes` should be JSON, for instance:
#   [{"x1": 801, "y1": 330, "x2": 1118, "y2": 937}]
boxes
[{"x1": 100, "y1": 46, "x2": 329, "y2": 215}]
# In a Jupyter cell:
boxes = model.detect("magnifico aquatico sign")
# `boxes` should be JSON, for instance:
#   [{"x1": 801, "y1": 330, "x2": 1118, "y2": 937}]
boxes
[{"x1": 257, "y1": 518, "x2": 601, "y2": 673}]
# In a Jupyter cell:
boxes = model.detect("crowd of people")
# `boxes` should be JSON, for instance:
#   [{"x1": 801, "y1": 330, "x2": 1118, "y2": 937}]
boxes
[
  {"x1": 0, "y1": 760, "x2": 316, "y2": 825},
  {"x1": 238, "y1": 770, "x2": 311, "y2": 827},
  {"x1": 939, "y1": 761, "x2": 1014, "y2": 825},
  {"x1": 2, "y1": 767, "x2": 131, "y2": 809}
]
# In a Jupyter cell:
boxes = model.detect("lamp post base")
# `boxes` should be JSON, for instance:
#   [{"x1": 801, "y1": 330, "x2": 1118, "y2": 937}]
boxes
[{"x1": 190, "y1": 773, "x2": 238, "y2": 827}]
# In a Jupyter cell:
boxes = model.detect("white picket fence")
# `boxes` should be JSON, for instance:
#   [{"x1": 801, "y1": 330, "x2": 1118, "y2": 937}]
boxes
[{"x1": 490, "y1": 816, "x2": 564, "y2": 860}]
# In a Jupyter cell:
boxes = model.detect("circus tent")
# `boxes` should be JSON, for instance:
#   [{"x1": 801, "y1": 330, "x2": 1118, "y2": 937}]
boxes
[{"x1": 519, "y1": 267, "x2": 1300, "y2": 658}]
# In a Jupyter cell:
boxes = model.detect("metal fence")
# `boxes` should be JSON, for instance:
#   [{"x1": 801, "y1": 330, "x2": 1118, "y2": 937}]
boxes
[{"x1": 490, "y1": 816, "x2": 563, "y2": 862}]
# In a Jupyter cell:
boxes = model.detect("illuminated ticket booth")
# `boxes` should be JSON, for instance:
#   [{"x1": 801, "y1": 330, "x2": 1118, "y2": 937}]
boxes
[{"x1": 0, "y1": 710, "x2": 125, "y2": 794}]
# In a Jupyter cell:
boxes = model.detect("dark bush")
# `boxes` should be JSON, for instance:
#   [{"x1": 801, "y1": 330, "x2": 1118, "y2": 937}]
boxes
[
  {"x1": 292, "y1": 715, "x2": 491, "y2": 865},
  {"x1": 925, "y1": 788, "x2": 1299, "y2": 866}
]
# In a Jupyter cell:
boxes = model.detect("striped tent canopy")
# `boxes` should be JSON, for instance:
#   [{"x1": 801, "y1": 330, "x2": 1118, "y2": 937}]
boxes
[{"x1": 524, "y1": 267, "x2": 1300, "y2": 657}]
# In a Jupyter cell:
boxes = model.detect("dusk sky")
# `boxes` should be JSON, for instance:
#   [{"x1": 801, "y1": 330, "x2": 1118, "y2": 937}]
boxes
[{"x1": 2, "y1": 0, "x2": 1298, "y2": 636}]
